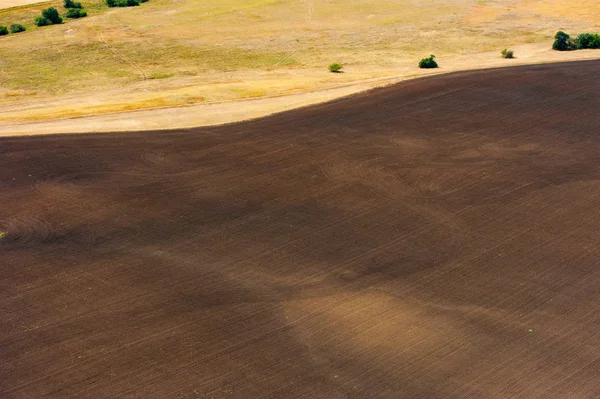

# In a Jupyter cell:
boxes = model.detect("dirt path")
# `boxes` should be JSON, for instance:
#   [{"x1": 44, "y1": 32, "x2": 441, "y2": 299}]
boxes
[
  {"x1": 1, "y1": 60, "x2": 600, "y2": 398},
  {"x1": 2, "y1": 42, "x2": 600, "y2": 137}
]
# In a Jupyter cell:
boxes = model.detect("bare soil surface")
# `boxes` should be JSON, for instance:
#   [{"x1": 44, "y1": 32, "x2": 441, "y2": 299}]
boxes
[{"x1": 1, "y1": 61, "x2": 600, "y2": 398}]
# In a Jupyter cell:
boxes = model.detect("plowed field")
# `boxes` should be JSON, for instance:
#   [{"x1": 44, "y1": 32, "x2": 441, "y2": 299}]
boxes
[{"x1": 1, "y1": 61, "x2": 600, "y2": 398}]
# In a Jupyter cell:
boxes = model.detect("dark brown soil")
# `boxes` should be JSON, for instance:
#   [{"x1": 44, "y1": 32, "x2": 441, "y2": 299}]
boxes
[{"x1": 1, "y1": 61, "x2": 600, "y2": 398}]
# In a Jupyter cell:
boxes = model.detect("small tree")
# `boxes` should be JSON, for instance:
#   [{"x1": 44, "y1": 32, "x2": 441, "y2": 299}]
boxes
[
  {"x1": 552, "y1": 31, "x2": 575, "y2": 51},
  {"x1": 66, "y1": 8, "x2": 87, "y2": 18},
  {"x1": 41, "y1": 7, "x2": 63, "y2": 24},
  {"x1": 10, "y1": 24, "x2": 26, "y2": 33},
  {"x1": 328, "y1": 63, "x2": 343, "y2": 73},
  {"x1": 64, "y1": 0, "x2": 82, "y2": 8},
  {"x1": 0, "y1": 26, "x2": 8, "y2": 36},
  {"x1": 501, "y1": 48, "x2": 514, "y2": 59},
  {"x1": 418, "y1": 54, "x2": 438, "y2": 69}
]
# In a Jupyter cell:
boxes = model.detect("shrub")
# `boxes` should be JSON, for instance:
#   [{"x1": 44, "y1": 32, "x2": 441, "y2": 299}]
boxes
[
  {"x1": 501, "y1": 48, "x2": 514, "y2": 59},
  {"x1": 418, "y1": 54, "x2": 438, "y2": 68},
  {"x1": 575, "y1": 33, "x2": 600, "y2": 49},
  {"x1": 106, "y1": 0, "x2": 143, "y2": 6},
  {"x1": 41, "y1": 7, "x2": 63, "y2": 24},
  {"x1": 66, "y1": 8, "x2": 87, "y2": 18},
  {"x1": 10, "y1": 24, "x2": 26, "y2": 33},
  {"x1": 552, "y1": 31, "x2": 575, "y2": 51},
  {"x1": 34, "y1": 16, "x2": 51, "y2": 26},
  {"x1": 0, "y1": 26, "x2": 8, "y2": 36},
  {"x1": 35, "y1": 7, "x2": 63, "y2": 26},
  {"x1": 328, "y1": 63, "x2": 343, "y2": 73},
  {"x1": 64, "y1": 0, "x2": 82, "y2": 8}
]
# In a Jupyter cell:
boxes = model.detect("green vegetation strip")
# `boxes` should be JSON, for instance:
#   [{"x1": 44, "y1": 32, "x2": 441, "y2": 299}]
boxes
[{"x1": 553, "y1": 31, "x2": 600, "y2": 51}]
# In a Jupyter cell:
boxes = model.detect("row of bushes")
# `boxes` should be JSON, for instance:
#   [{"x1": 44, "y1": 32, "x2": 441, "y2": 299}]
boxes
[
  {"x1": 64, "y1": 0, "x2": 82, "y2": 8},
  {"x1": 35, "y1": 0, "x2": 89, "y2": 27},
  {"x1": 2, "y1": 0, "x2": 150, "y2": 37},
  {"x1": 32, "y1": 0, "x2": 151, "y2": 28},
  {"x1": 414, "y1": 30, "x2": 599, "y2": 69},
  {"x1": 0, "y1": 24, "x2": 26, "y2": 35},
  {"x1": 13, "y1": 0, "x2": 148, "y2": 31},
  {"x1": 106, "y1": 0, "x2": 148, "y2": 7},
  {"x1": 329, "y1": 49, "x2": 514, "y2": 73},
  {"x1": 553, "y1": 31, "x2": 600, "y2": 51}
]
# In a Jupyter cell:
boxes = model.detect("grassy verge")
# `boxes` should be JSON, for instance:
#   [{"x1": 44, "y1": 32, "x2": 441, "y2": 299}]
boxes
[{"x1": 1, "y1": 0, "x2": 599, "y2": 119}]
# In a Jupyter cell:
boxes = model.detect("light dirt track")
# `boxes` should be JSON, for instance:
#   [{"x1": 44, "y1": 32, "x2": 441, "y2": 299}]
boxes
[
  {"x1": 1, "y1": 61, "x2": 600, "y2": 398},
  {"x1": 0, "y1": 0, "x2": 46, "y2": 9}
]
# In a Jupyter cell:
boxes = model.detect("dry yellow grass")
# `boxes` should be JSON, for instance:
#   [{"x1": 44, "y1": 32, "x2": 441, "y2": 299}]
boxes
[
  {"x1": 0, "y1": 0, "x2": 599, "y2": 124},
  {"x1": 0, "y1": 0, "x2": 48, "y2": 9}
]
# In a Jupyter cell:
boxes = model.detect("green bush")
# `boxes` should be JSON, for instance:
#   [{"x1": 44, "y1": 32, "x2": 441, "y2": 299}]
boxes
[
  {"x1": 501, "y1": 48, "x2": 514, "y2": 59},
  {"x1": 552, "y1": 31, "x2": 576, "y2": 51},
  {"x1": 64, "y1": 0, "x2": 82, "y2": 8},
  {"x1": 41, "y1": 7, "x2": 63, "y2": 24},
  {"x1": 106, "y1": 0, "x2": 144, "y2": 6},
  {"x1": 10, "y1": 24, "x2": 26, "y2": 33},
  {"x1": 418, "y1": 54, "x2": 438, "y2": 68},
  {"x1": 328, "y1": 63, "x2": 343, "y2": 73},
  {"x1": 575, "y1": 33, "x2": 600, "y2": 49},
  {"x1": 66, "y1": 8, "x2": 87, "y2": 18},
  {"x1": 0, "y1": 26, "x2": 8, "y2": 36},
  {"x1": 553, "y1": 30, "x2": 600, "y2": 51},
  {"x1": 34, "y1": 16, "x2": 51, "y2": 26}
]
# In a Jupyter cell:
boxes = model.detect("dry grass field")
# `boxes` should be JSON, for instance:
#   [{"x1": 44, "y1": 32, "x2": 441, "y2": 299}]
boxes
[
  {"x1": 1, "y1": 61, "x2": 599, "y2": 397},
  {"x1": 0, "y1": 0, "x2": 46, "y2": 8},
  {"x1": 1, "y1": 0, "x2": 599, "y2": 126}
]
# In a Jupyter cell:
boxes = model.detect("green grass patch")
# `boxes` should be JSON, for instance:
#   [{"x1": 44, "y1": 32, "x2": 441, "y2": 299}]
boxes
[
  {"x1": 148, "y1": 72, "x2": 174, "y2": 79},
  {"x1": 0, "y1": 40, "x2": 299, "y2": 94},
  {"x1": 231, "y1": 88, "x2": 266, "y2": 98}
]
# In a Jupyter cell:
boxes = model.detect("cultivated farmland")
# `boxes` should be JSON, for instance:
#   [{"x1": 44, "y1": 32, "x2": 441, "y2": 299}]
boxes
[{"x1": 1, "y1": 61, "x2": 599, "y2": 398}]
